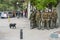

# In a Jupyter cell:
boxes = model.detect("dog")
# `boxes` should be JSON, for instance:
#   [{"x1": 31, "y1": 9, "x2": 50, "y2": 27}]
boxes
[{"x1": 9, "y1": 23, "x2": 16, "y2": 29}]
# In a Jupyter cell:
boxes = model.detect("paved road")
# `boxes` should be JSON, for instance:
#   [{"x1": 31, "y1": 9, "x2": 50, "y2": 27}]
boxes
[
  {"x1": 0, "y1": 17, "x2": 30, "y2": 40},
  {"x1": 0, "y1": 17, "x2": 60, "y2": 40},
  {"x1": 0, "y1": 17, "x2": 30, "y2": 29}
]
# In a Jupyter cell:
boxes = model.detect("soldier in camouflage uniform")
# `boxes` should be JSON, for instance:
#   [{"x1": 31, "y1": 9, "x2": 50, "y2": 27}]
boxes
[
  {"x1": 51, "y1": 9, "x2": 58, "y2": 28},
  {"x1": 42, "y1": 12, "x2": 50, "y2": 29},
  {"x1": 35, "y1": 11, "x2": 41, "y2": 29},
  {"x1": 48, "y1": 12, "x2": 52, "y2": 29},
  {"x1": 29, "y1": 11, "x2": 36, "y2": 29}
]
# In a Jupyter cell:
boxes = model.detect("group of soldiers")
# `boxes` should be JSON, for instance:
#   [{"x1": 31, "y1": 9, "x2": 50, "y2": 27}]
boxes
[{"x1": 29, "y1": 9, "x2": 58, "y2": 30}]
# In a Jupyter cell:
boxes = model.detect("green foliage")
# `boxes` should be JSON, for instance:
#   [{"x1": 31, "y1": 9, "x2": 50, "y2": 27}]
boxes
[
  {"x1": 31, "y1": 0, "x2": 57, "y2": 10},
  {"x1": 0, "y1": 0, "x2": 58, "y2": 11},
  {"x1": 0, "y1": 0, "x2": 23, "y2": 11},
  {"x1": 0, "y1": 4, "x2": 8, "y2": 11}
]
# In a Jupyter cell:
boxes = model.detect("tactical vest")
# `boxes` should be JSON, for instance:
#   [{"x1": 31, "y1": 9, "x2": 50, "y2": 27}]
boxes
[
  {"x1": 36, "y1": 13, "x2": 41, "y2": 21},
  {"x1": 52, "y1": 12, "x2": 57, "y2": 19}
]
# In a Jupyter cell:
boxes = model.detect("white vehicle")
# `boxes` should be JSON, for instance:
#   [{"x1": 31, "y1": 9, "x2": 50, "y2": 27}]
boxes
[{"x1": 1, "y1": 12, "x2": 8, "y2": 18}]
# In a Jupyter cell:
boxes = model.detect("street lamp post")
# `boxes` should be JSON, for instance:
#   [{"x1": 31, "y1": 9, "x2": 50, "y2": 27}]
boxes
[
  {"x1": 16, "y1": 2, "x2": 20, "y2": 18},
  {"x1": 20, "y1": 0, "x2": 25, "y2": 17},
  {"x1": 16, "y1": 2, "x2": 19, "y2": 11},
  {"x1": 16, "y1": 0, "x2": 25, "y2": 18}
]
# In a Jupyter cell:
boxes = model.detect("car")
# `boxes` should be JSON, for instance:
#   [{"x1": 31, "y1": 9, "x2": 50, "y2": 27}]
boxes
[
  {"x1": 8, "y1": 11, "x2": 13, "y2": 18},
  {"x1": 0, "y1": 12, "x2": 2, "y2": 18},
  {"x1": 0, "y1": 11, "x2": 14, "y2": 19},
  {"x1": 1, "y1": 12, "x2": 8, "y2": 18}
]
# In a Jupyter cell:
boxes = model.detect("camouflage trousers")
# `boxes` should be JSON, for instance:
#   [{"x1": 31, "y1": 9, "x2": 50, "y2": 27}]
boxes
[
  {"x1": 42, "y1": 19, "x2": 50, "y2": 30},
  {"x1": 51, "y1": 19, "x2": 57, "y2": 28},
  {"x1": 48, "y1": 19, "x2": 52, "y2": 29},
  {"x1": 36, "y1": 20, "x2": 41, "y2": 29},
  {"x1": 30, "y1": 21, "x2": 36, "y2": 29}
]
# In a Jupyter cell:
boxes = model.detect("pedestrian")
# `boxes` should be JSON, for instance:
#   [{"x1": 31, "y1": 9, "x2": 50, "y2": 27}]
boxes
[{"x1": 23, "y1": 10, "x2": 25, "y2": 17}]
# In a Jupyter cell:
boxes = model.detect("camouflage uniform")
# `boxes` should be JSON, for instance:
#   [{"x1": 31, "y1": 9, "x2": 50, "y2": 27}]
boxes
[
  {"x1": 29, "y1": 12, "x2": 36, "y2": 29},
  {"x1": 48, "y1": 12, "x2": 52, "y2": 29},
  {"x1": 35, "y1": 11, "x2": 41, "y2": 29},
  {"x1": 42, "y1": 12, "x2": 50, "y2": 29},
  {"x1": 51, "y1": 10, "x2": 58, "y2": 28}
]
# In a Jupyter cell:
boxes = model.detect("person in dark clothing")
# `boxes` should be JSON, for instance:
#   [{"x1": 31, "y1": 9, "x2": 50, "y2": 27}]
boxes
[{"x1": 29, "y1": 11, "x2": 36, "y2": 29}]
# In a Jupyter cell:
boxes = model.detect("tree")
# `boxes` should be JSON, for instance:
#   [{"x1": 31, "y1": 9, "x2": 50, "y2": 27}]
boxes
[
  {"x1": 30, "y1": 0, "x2": 57, "y2": 11},
  {"x1": 0, "y1": 0, "x2": 22, "y2": 11},
  {"x1": 0, "y1": 0, "x2": 10, "y2": 11}
]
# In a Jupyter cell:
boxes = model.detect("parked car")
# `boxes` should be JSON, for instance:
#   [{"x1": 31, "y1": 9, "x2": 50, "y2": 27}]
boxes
[
  {"x1": 0, "y1": 12, "x2": 1, "y2": 18},
  {"x1": 8, "y1": 11, "x2": 13, "y2": 18},
  {"x1": 0, "y1": 11, "x2": 14, "y2": 19},
  {"x1": 1, "y1": 12, "x2": 8, "y2": 18}
]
